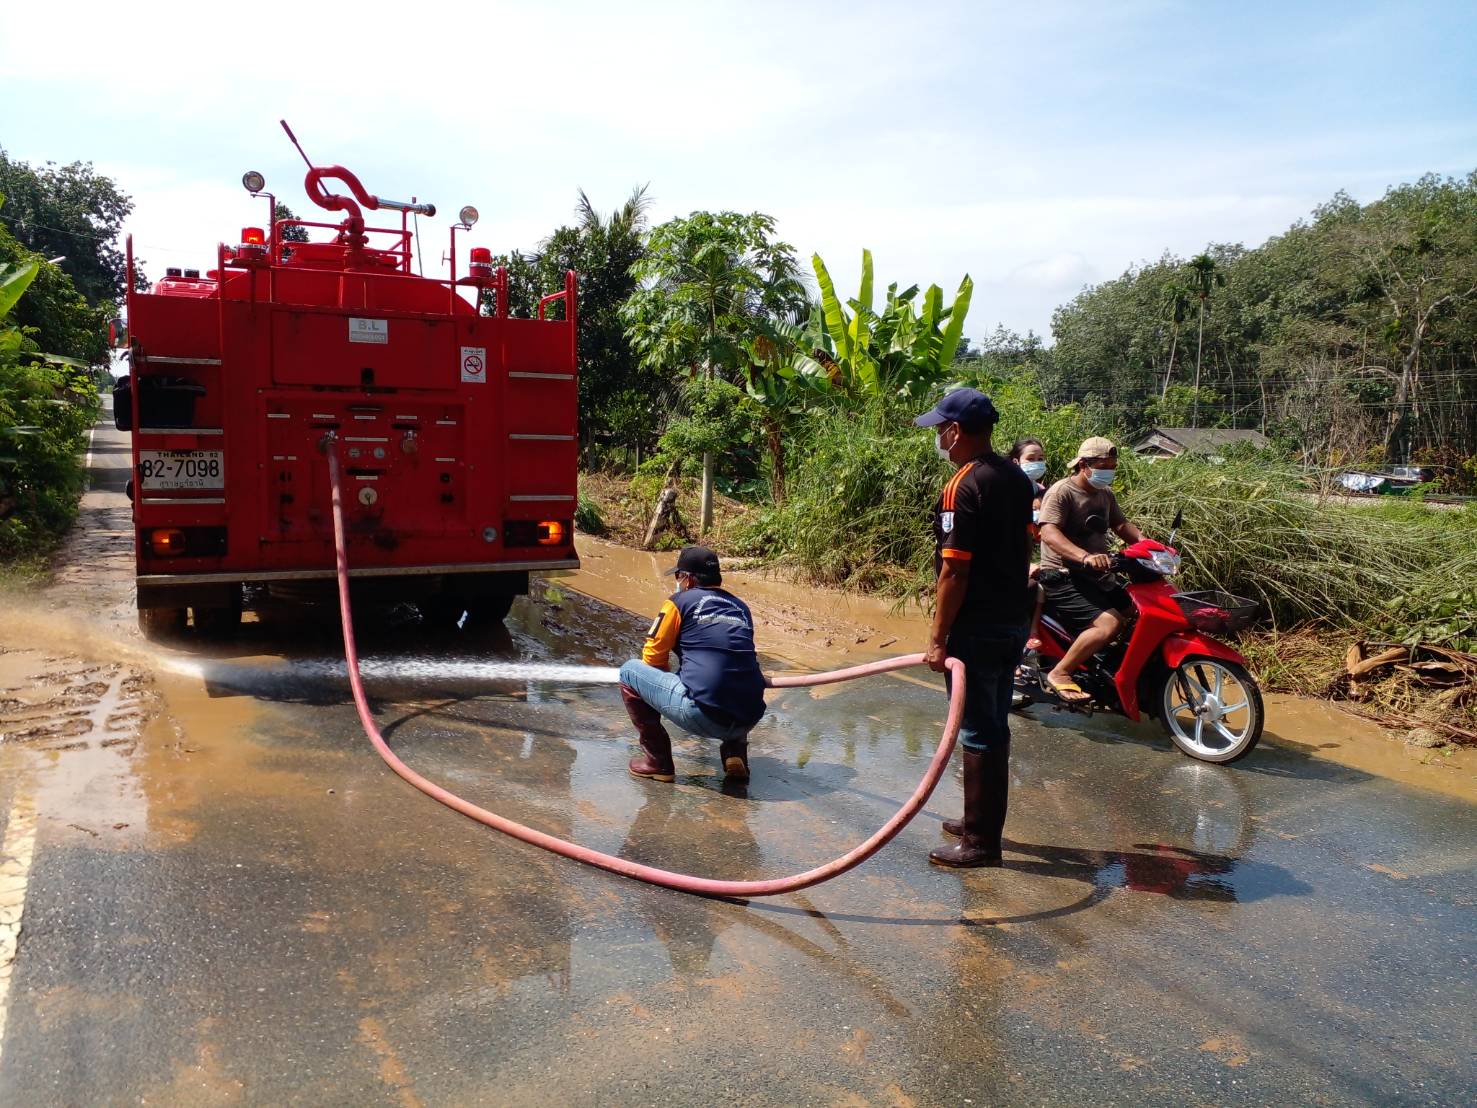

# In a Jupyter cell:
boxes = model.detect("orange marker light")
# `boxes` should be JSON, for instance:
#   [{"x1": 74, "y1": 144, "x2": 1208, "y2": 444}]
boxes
[
  {"x1": 150, "y1": 528, "x2": 187, "y2": 556},
  {"x1": 537, "y1": 521, "x2": 566, "y2": 546}
]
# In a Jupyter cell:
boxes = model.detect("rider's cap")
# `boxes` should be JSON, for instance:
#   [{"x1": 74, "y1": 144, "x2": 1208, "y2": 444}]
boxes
[
  {"x1": 665, "y1": 545, "x2": 722, "y2": 585},
  {"x1": 913, "y1": 387, "x2": 999, "y2": 433},
  {"x1": 1072, "y1": 436, "x2": 1118, "y2": 468}
]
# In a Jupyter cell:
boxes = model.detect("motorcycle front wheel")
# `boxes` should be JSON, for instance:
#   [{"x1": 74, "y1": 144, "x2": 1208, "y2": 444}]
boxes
[{"x1": 1159, "y1": 655, "x2": 1264, "y2": 763}]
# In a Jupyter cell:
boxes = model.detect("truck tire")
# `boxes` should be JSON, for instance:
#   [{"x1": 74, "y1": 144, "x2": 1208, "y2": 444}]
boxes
[
  {"x1": 464, "y1": 591, "x2": 517, "y2": 626},
  {"x1": 193, "y1": 600, "x2": 242, "y2": 638},
  {"x1": 419, "y1": 594, "x2": 468, "y2": 631},
  {"x1": 138, "y1": 606, "x2": 186, "y2": 640}
]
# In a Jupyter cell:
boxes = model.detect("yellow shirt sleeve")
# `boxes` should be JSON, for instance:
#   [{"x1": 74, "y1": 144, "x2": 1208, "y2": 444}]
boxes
[{"x1": 641, "y1": 600, "x2": 681, "y2": 670}]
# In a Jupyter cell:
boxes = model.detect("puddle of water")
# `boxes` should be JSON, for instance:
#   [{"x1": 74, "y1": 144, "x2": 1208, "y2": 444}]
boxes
[{"x1": 568, "y1": 537, "x2": 1477, "y2": 804}]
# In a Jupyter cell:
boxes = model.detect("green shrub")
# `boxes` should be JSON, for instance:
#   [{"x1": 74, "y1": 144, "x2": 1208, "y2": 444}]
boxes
[
  {"x1": 575, "y1": 485, "x2": 607, "y2": 535},
  {"x1": 739, "y1": 384, "x2": 1112, "y2": 594}
]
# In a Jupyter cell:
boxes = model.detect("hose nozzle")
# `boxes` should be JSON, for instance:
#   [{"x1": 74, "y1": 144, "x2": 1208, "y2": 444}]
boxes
[{"x1": 318, "y1": 430, "x2": 339, "y2": 453}]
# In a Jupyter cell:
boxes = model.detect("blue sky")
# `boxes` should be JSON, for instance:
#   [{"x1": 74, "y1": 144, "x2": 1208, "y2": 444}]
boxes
[{"x1": 5, "y1": 0, "x2": 1474, "y2": 340}]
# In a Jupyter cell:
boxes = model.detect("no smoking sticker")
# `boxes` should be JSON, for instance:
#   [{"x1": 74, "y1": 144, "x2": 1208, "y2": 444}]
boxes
[{"x1": 460, "y1": 346, "x2": 486, "y2": 383}]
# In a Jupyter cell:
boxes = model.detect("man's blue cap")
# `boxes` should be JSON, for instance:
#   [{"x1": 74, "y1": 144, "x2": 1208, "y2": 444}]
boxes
[{"x1": 913, "y1": 387, "x2": 999, "y2": 430}]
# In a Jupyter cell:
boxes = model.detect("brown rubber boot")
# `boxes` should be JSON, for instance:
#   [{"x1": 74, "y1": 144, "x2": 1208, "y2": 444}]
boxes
[
  {"x1": 931, "y1": 749, "x2": 1006, "y2": 868},
  {"x1": 621, "y1": 684, "x2": 675, "y2": 782},
  {"x1": 720, "y1": 739, "x2": 750, "y2": 781}
]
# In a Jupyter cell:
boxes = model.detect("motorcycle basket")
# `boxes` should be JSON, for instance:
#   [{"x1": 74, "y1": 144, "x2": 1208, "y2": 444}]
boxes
[{"x1": 1173, "y1": 590, "x2": 1258, "y2": 634}]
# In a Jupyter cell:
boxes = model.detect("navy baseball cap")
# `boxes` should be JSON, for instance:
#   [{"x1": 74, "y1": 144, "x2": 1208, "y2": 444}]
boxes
[
  {"x1": 913, "y1": 387, "x2": 999, "y2": 431},
  {"x1": 665, "y1": 545, "x2": 722, "y2": 585}
]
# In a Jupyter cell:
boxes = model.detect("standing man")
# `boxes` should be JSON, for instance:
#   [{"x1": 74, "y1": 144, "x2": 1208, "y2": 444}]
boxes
[
  {"x1": 618, "y1": 546, "x2": 767, "y2": 783},
  {"x1": 1036, "y1": 436, "x2": 1144, "y2": 704},
  {"x1": 915, "y1": 388, "x2": 1035, "y2": 868}
]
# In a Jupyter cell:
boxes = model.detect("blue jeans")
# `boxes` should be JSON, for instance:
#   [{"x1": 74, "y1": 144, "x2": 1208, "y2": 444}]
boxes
[
  {"x1": 618, "y1": 660, "x2": 753, "y2": 742},
  {"x1": 945, "y1": 622, "x2": 1030, "y2": 754}
]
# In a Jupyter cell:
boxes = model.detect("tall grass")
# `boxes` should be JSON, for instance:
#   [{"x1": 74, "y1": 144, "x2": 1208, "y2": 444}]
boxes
[
  {"x1": 744, "y1": 397, "x2": 1477, "y2": 649},
  {"x1": 1119, "y1": 455, "x2": 1477, "y2": 639},
  {"x1": 737, "y1": 405, "x2": 946, "y2": 593},
  {"x1": 739, "y1": 386, "x2": 1106, "y2": 595}
]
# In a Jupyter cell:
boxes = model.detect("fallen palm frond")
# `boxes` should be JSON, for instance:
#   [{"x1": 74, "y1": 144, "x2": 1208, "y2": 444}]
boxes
[
  {"x1": 1218, "y1": 629, "x2": 1477, "y2": 744},
  {"x1": 1329, "y1": 641, "x2": 1477, "y2": 744}
]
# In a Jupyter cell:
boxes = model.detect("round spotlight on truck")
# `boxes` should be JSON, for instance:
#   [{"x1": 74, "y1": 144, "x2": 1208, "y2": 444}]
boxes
[
  {"x1": 459, "y1": 205, "x2": 479, "y2": 228},
  {"x1": 242, "y1": 170, "x2": 266, "y2": 194}
]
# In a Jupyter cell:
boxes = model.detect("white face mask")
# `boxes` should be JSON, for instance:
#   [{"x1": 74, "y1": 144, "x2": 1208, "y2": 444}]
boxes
[
  {"x1": 934, "y1": 425, "x2": 957, "y2": 462},
  {"x1": 1088, "y1": 467, "x2": 1117, "y2": 489},
  {"x1": 1021, "y1": 460, "x2": 1047, "y2": 481}
]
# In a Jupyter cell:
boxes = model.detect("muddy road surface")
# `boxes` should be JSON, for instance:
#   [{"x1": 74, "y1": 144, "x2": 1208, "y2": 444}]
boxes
[{"x1": 1, "y1": 412, "x2": 1474, "y2": 1105}]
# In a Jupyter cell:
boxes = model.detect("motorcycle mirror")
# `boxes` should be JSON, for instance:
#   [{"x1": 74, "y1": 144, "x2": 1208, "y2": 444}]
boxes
[
  {"x1": 1171, "y1": 509, "x2": 1184, "y2": 530},
  {"x1": 1085, "y1": 513, "x2": 1109, "y2": 534}
]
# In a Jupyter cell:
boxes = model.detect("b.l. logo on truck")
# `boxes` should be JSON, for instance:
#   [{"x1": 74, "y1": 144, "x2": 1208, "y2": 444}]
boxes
[{"x1": 460, "y1": 346, "x2": 486, "y2": 384}]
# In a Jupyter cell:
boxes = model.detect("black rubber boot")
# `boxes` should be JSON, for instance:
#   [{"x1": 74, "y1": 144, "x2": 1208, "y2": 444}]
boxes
[
  {"x1": 719, "y1": 739, "x2": 750, "y2": 781},
  {"x1": 932, "y1": 748, "x2": 1006, "y2": 868},
  {"x1": 621, "y1": 684, "x2": 675, "y2": 782}
]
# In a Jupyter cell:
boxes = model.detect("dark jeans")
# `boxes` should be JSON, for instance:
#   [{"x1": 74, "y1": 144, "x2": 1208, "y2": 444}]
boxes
[{"x1": 946, "y1": 621, "x2": 1030, "y2": 754}]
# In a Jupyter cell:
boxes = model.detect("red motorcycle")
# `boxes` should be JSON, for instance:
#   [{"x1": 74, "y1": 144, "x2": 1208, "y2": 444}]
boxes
[{"x1": 1017, "y1": 523, "x2": 1264, "y2": 764}]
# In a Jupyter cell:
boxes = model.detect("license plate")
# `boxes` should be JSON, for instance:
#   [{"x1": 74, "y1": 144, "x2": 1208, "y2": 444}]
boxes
[{"x1": 138, "y1": 450, "x2": 225, "y2": 490}]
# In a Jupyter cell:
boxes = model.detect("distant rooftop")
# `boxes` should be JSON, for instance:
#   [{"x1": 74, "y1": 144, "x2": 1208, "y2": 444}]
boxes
[{"x1": 1134, "y1": 427, "x2": 1272, "y2": 457}]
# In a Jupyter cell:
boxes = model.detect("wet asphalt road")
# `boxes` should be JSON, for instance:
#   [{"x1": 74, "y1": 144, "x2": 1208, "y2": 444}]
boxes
[{"x1": 1, "y1": 415, "x2": 1475, "y2": 1104}]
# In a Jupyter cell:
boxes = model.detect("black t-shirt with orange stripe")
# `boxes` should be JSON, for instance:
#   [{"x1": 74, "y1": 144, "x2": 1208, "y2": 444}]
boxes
[{"x1": 933, "y1": 451, "x2": 1035, "y2": 626}]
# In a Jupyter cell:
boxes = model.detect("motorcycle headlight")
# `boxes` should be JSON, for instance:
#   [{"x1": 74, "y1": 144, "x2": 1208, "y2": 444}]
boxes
[{"x1": 1150, "y1": 550, "x2": 1181, "y2": 575}]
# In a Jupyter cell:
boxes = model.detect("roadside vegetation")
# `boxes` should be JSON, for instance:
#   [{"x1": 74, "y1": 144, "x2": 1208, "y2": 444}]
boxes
[
  {"x1": 517, "y1": 171, "x2": 1476, "y2": 742},
  {"x1": 0, "y1": 151, "x2": 125, "y2": 568}
]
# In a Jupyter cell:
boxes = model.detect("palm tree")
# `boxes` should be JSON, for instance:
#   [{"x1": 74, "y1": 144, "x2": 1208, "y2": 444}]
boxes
[
  {"x1": 1186, "y1": 253, "x2": 1225, "y2": 428},
  {"x1": 1159, "y1": 280, "x2": 1192, "y2": 399},
  {"x1": 575, "y1": 184, "x2": 651, "y2": 242}
]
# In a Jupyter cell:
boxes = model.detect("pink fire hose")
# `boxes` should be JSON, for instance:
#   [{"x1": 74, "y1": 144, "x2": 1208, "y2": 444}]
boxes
[{"x1": 325, "y1": 443, "x2": 965, "y2": 897}]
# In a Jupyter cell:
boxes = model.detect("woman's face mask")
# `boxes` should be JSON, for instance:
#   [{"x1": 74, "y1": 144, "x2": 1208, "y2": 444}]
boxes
[
  {"x1": 1087, "y1": 467, "x2": 1117, "y2": 489},
  {"x1": 1020, "y1": 460, "x2": 1047, "y2": 481}
]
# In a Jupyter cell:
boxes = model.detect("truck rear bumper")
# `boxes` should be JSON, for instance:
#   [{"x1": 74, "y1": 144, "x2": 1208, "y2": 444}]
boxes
[{"x1": 137, "y1": 558, "x2": 578, "y2": 587}]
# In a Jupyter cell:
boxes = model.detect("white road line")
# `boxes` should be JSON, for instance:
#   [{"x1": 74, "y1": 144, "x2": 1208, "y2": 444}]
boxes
[
  {"x1": 0, "y1": 796, "x2": 38, "y2": 1072},
  {"x1": 84, "y1": 421, "x2": 98, "y2": 490}
]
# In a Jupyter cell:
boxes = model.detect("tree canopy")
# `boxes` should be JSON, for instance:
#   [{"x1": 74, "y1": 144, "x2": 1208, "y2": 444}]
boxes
[
  {"x1": 1043, "y1": 172, "x2": 1477, "y2": 468},
  {"x1": 0, "y1": 150, "x2": 135, "y2": 305},
  {"x1": 493, "y1": 186, "x2": 657, "y2": 458}
]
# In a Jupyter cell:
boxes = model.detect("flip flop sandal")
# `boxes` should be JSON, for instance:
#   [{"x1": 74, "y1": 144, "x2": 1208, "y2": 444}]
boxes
[{"x1": 1046, "y1": 676, "x2": 1092, "y2": 705}]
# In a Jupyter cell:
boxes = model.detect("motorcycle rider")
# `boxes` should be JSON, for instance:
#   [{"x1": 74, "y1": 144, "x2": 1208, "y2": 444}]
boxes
[
  {"x1": 1008, "y1": 436, "x2": 1049, "y2": 652},
  {"x1": 1036, "y1": 436, "x2": 1144, "y2": 704}
]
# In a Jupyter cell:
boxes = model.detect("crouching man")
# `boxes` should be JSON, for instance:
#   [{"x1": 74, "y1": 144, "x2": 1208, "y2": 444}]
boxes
[{"x1": 618, "y1": 546, "x2": 767, "y2": 783}]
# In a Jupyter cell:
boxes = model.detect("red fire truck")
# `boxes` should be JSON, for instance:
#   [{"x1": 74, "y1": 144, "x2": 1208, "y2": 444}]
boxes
[{"x1": 115, "y1": 134, "x2": 579, "y2": 637}]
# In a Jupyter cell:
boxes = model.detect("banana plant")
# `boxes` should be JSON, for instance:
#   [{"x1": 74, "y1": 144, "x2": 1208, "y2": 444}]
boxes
[
  {"x1": 742, "y1": 311, "x2": 836, "y2": 502},
  {"x1": 0, "y1": 259, "x2": 41, "y2": 320},
  {"x1": 809, "y1": 250, "x2": 973, "y2": 402}
]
